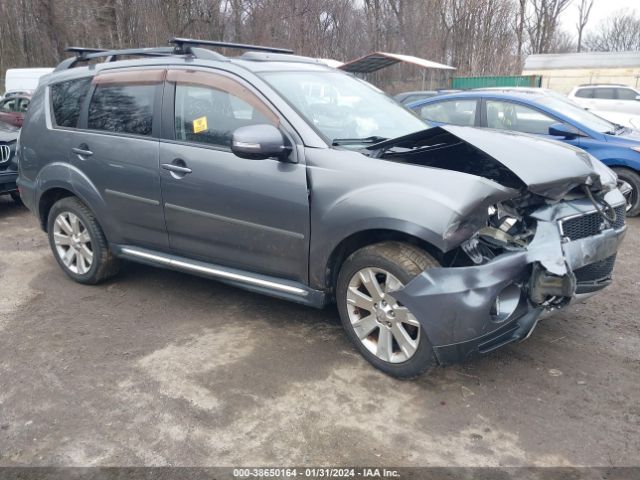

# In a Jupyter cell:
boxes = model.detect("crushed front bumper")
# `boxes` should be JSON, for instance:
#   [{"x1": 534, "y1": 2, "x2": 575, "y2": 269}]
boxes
[{"x1": 393, "y1": 189, "x2": 627, "y2": 365}]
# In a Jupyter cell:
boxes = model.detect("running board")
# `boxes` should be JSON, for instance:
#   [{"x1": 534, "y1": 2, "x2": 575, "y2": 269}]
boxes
[{"x1": 115, "y1": 245, "x2": 326, "y2": 308}]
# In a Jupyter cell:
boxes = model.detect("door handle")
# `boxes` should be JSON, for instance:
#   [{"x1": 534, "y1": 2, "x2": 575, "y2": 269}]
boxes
[
  {"x1": 72, "y1": 145, "x2": 93, "y2": 158},
  {"x1": 162, "y1": 163, "x2": 192, "y2": 174}
]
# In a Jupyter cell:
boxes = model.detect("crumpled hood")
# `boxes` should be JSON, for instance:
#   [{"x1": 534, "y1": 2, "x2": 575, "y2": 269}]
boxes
[{"x1": 368, "y1": 126, "x2": 615, "y2": 200}]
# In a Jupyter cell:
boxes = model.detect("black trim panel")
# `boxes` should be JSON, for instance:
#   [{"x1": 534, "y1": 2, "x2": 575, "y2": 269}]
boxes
[
  {"x1": 105, "y1": 189, "x2": 160, "y2": 206},
  {"x1": 164, "y1": 202, "x2": 305, "y2": 240}
]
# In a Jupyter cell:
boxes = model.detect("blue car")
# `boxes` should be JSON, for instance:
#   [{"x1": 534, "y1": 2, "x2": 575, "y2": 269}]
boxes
[{"x1": 408, "y1": 91, "x2": 640, "y2": 216}]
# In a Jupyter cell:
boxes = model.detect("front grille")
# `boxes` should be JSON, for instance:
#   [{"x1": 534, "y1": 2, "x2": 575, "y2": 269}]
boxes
[
  {"x1": 574, "y1": 255, "x2": 616, "y2": 283},
  {"x1": 560, "y1": 205, "x2": 626, "y2": 241},
  {"x1": 0, "y1": 143, "x2": 11, "y2": 164}
]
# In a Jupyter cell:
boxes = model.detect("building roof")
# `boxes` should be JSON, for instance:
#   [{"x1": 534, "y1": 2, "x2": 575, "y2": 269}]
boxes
[
  {"x1": 524, "y1": 51, "x2": 640, "y2": 71},
  {"x1": 339, "y1": 51, "x2": 455, "y2": 74}
]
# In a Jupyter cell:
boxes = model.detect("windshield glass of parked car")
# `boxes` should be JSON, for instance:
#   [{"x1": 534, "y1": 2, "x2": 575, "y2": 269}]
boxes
[
  {"x1": 260, "y1": 70, "x2": 428, "y2": 144},
  {"x1": 535, "y1": 96, "x2": 616, "y2": 133}
]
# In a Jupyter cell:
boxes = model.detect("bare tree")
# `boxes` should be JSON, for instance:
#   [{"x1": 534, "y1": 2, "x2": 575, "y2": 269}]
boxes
[
  {"x1": 585, "y1": 9, "x2": 640, "y2": 52},
  {"x1": 527, "y1": 0, "x2": 573, "y2": 54},
  {"x1": 576, "y1": 0, "x2": 593, "y2": 52}
]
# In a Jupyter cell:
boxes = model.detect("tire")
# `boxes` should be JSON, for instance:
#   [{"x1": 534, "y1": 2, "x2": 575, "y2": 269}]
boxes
[
  {"x1": 336, "y1": 241, "x2": 439, "y2": 379},
  {"x1": 47, "y1": 197, "x2": 119, "y2": 284},
  {"x1": 10, "y1": 191, "x2": 22, "y2": 205},
  {"x1": 613, "y1": 167, "x2": 640, "y2": 217}
]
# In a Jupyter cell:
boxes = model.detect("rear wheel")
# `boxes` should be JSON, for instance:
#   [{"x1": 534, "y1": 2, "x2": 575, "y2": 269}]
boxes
[
  {"x1": 47, "y1": 197, "x2": 119, "y2": 284},
  {"x1": 613, "y1": 167, "x2": 640, "y2": 217},
  {"x1": 336, "y1": 242, "x2": 439, "y2": 379}
]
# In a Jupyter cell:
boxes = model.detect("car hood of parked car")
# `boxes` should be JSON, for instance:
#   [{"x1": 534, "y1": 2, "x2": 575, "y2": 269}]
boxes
[
  {"x1": 367, "y1": 125, "x2": 617, "y2": 201},
  {"x1": 0, "y1": 121, "x2": 19, "y2": 143}
]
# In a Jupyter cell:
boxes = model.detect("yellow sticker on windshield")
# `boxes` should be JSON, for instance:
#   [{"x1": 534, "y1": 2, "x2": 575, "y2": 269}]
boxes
[{"x1": 193, "y1": 116, "x2": 208, "y2": 134}]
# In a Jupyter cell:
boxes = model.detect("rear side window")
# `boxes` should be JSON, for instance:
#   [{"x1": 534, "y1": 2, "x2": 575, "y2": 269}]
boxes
[
  {"x1": 51, "y1": 78, "x2": 91, "y2": 128},
  {"x1": 574, "y1": 88, "x2": 593, "y2": 98},
  {"x1": 593, "y1": 88, "x2": 615, "y2": 99},
  {"x1": 418, "y1": 99, "x2": 477, "y2": 126},
  {"x1": 88, "y1": 84, "x2": 155, "y2": 136}
]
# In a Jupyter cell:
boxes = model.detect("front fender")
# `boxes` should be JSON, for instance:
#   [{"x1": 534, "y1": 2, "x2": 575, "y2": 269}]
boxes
[{"x1": 306, "y1": 146, "x2": 518, "y2": 289}]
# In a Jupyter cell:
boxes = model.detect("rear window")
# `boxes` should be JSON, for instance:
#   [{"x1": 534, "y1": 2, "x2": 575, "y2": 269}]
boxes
[
  {"x1": 574, "y1": 88, "x2": 593, "y2": 98},
  {"x1": 51, "y1": 78, "x2": 91, "y2": 128},
  {"x1": 88, "y1": 84, "x2": 154, "y2": 136}
]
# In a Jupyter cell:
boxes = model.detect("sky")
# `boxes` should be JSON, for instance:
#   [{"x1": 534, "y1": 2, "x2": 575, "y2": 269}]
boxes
[{"x1": 560, "y1": 0, "x2": 640, "y2": 38}]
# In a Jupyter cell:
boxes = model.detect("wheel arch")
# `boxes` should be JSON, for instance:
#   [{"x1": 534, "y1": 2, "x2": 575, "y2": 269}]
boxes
[
  {"x1": 322, "y1": 228, "x2": 443, "y2": 297},
  {"x1": 35, "y1": 163, "x2": 115, "y2": 240},
  {"x1": 38, "y1": 187, "x2": 76, "y2": 231}
]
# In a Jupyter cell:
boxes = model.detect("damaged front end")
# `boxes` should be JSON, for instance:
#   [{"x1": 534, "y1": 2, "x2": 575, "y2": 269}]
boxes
[{"x1": 370, "y1": 126, "x2": 627, "y2": 365}]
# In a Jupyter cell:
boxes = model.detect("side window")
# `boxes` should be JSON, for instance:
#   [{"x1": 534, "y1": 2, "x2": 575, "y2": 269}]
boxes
[
  {"x1": 0, "y1": 99, "x2": 16, "y2": 112},
  {"x1": 51, "y1": 78, "x2": 91, "y2": 128},
  {"x1": 88, "y1": 83, "x2": 155, "y2": 136},
  {"x1": 486, "y1": 101, "x2": 557, "y2": 135},
  {"x1": 418, "y1": 100, "x2": 477, "y2": 126},
  {"x1": 172, "y1": 71, "x2": 277, "y2": 149},
  {"x1": 616, "y1": 88, "x2": 638, "y2": 100},
  {"x1": 593, "y1": 88, "x2": 615, "y2": 99},
  {"x1": 575, "y1": 88, "x2": 593, "y2": 98}
]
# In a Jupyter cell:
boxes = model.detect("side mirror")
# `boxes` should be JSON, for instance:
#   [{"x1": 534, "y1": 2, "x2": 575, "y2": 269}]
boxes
[
  {"x1": 231, "y1": 124, "x2": 291, "y2": 161},
  {"x1": 549, "y1": 122, "x2": 583, "y2": 139}
]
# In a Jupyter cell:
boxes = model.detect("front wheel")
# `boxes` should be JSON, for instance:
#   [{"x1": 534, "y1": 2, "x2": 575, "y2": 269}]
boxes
[
  {"x1": 336, "y1": 242, "x2": 439, "y2": 379},
  {"x1": 613, "y1": 167, "x2": 640, "y2": 217}
]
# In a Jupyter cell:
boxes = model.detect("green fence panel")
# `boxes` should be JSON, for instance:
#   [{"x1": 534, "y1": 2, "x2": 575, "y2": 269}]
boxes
[{"x1": 452, "y1": 75, "x2": 542, "y2": 89}]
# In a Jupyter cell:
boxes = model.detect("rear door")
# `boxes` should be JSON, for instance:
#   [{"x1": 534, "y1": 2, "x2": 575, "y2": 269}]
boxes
[
  {"x1": 592, "y1": 87, "x2": 617, "y2": 111},
  {"x1": 158, "y1": 68, "x2": 310, "y2": 282},
  {"x1": 72, "y1": 69, "x2": 168, "y2": 250}
]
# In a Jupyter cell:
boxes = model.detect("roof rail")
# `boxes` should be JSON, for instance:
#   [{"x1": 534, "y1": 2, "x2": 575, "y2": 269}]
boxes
[
  {"x1": 170, "y1": 37, "x2": 293, "y2": 55},
  {"x1": 55, "y1": 46, "x2": 195, "y2": 72},
  {"x1": 66, "y1": 47, "x2": 108, "y2": 58}
]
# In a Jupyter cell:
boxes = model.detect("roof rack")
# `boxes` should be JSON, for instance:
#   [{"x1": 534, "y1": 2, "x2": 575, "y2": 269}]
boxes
[
  {"x1": 55, "y1": 46, "x2": 200, "y2": 72},
  {"x1": 54, "y1": 38, "x2": 293, "y2": 72},
  {"x1": 66, "y1": 47, "x2": 108, "y2": 58},
  {"x1": 169, "y1": 37, "x2": 293, "y2": 55}
]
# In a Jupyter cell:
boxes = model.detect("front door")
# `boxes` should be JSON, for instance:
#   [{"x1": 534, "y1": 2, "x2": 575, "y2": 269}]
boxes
[{"x1": 159, "y1": 69, "x2": 309, "y2": 283}]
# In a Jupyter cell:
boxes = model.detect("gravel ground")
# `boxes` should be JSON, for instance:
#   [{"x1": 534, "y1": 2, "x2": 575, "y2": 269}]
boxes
[{"x1": 0, "y1": 196, "x2": 638, "y2": 467}]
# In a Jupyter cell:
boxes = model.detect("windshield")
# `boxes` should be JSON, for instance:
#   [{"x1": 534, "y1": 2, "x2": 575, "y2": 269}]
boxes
[
  {"x1": 535, "y1": 96, "x2": 615, "y2": 133},
  {"x1": 260, "y1": 70, "x2": 428, "y2": 145}
]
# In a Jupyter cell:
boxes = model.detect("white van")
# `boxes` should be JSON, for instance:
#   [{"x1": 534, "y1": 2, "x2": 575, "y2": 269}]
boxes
[{"x1": 3, "y1": 68, "x2": 54, "y2": 96}]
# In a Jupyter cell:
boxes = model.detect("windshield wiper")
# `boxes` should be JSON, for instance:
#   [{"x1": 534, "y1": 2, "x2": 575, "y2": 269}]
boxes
[
  {"x1": 332, "y1": 136, "x2": 388, "y2": 146},
  {"x1": 606, "y1": 124, "x2": 626, "y2": 135}
]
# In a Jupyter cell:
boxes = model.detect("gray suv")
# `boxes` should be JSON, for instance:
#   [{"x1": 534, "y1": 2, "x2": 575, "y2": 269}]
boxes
[{"x1": 17, "y1": 39, "x2": 627, "y2": 378}]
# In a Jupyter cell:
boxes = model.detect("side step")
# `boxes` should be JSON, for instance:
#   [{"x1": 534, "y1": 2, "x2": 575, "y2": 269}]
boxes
[{"x1": 115, "y1": 245, "x2": 326, "y2": 308}]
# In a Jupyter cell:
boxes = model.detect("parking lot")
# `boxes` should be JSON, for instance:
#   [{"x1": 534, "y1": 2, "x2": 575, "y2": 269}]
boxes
[{"x1": 0, "y1": 196, "x2": 638, "y2": 467}]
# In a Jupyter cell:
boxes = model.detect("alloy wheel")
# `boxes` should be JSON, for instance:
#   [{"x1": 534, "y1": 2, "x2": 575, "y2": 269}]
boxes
[
  {"x1": 345, "y1": 267, "x2": 421, "y2": 363},
  {"x1": 53, "y1": 211, "x2": 94, "y2": 275}
]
